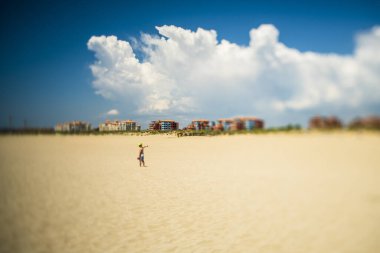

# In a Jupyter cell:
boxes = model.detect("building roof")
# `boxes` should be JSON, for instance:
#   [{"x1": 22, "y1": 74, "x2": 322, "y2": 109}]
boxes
[
  {"x1": 104, "y1": 119, "x2": 137, "y2": 124},
  {"x1": 151, "y1": 120, "x2": 177, "y2": 122},
  {"x1": 192, "y1": 119, "x2": 209, "y2": 122},
  {"x1": 218, "y1": 118, "x2": 234, "y2": 122},
  {"x1": 234, "y1": 116, "x2": 262, "y2": 121}
]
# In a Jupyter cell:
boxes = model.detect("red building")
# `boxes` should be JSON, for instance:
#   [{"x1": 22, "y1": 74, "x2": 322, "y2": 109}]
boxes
[
  {"x1": 214, "y1": 117, "x2": 264, "y2": 131},
  {"x1": 309, "y1": 116, "x2": 342, "y2": 129},
  {"x1": 187, "y1": 119, "x2": 210, "y2": 131},
  {"x1": 348, "y1": 116, "x2": 380, "y2": 129},
  {"x1": 149, "y1": 120, "x2": 179, "y2": 131}
]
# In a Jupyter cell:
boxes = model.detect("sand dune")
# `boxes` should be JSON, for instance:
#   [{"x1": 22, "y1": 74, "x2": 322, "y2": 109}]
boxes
[{"x1": 0, "y1": 133, "x2": 379, "y2": 253}]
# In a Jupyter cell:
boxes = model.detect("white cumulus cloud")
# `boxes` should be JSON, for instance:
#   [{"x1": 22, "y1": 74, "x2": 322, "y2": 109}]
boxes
[
  {"x1": 106, "y1": 109, "x2": 119, "y2": 116},
  {"x1": 87, "y1": 25, "x2": 380, "y2": 126}
]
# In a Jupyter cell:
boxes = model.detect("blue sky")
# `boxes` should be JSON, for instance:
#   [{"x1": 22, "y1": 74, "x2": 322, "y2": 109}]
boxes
[{"x1": 1, "y1": 0, "x2": 379, "y2": 128}]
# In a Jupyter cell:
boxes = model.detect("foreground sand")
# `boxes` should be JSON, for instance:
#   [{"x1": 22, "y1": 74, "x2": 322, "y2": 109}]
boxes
[{"x1": 0, "y1": 133, "x2": 379, "y2": 253}]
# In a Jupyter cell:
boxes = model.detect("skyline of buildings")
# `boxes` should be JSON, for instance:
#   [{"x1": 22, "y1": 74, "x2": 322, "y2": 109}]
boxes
[
  {"x1": 54, "y1": 116, "x2": 266, "y2": 133},
  {"x1": 40, "y1": 115, "x2": 380, "y2": 133}
]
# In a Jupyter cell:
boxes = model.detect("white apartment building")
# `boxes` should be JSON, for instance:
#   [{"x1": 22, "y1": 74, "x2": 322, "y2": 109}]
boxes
[
  {"x1": 55, "y1": 121, "x2": 91, "y2": 132},
  {"x1": 99, "y1": 120, "x2": 140, "y2": 132}
]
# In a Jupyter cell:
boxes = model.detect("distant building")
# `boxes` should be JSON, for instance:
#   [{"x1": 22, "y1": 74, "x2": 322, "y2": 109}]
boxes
[
  {"x1": 213, "y1": 117, "x2": 264, "y2": 131},
  {"x1": 99, "y1": 120, "x2": 140, "y2": 132},
  {"x1": 348, "y1": 116, "x2": 380, "y2": 129},
  {"x1": 309, "y1": 116, "x2": 343, "y2": 129},
  {"x1": 149, "y1": 121, "x2": 159, "y2": 131},
  {"x1": 55, "y1": 121, "x2": 91, "y2": 133},
  {"x1": 231, "y1": 117, "x2": 264, "y2": 131},
  {"x1": 149, "y1": 120, "x2": 179, "y2": 131},
  {"x1": 216, "y1": 118, "x2": 234, "y2": 131},
  {"x1": 184, "y1": 123, "x2": 195, "y2": 131},
  {"x1": 186, "y1": 119, "x2": 210, "y2": 131}
]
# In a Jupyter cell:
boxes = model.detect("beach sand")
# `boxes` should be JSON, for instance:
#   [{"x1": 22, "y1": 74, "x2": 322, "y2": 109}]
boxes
[{"x1": 0, "y1": 133, "x2": 379, "y2": 253}]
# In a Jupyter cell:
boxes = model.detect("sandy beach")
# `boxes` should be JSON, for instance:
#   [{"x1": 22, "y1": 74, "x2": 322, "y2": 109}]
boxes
[{"x1": 0, "y1": 132, "x2": 379, "y2": 253}]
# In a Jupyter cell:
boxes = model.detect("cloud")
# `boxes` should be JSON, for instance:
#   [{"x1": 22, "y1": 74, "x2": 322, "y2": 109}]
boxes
[
  {"x1": 87, "y1": 25, "x2": 380, "y2": 125},
  {"x1": 106, "y1": 109, "x2": 119, "y2": 116}
]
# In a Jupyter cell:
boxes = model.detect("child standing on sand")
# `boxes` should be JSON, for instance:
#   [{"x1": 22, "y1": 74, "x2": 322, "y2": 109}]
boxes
[{"x1": 138, "y1": 143, "x2": 148, "y2": 167}]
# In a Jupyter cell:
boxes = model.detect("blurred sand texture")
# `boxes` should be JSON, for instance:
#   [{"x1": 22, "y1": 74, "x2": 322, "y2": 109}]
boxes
[{"x1": 0, "y1": 133, "x2": 379, "y2": 253}]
